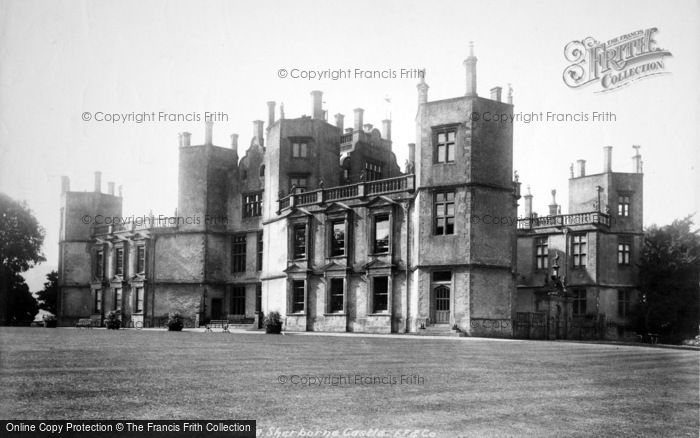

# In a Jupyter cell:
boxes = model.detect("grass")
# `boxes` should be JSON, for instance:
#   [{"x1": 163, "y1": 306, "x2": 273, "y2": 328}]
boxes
[{"x1": 0, "y1": 327, "x2": 698, "y2": 437}]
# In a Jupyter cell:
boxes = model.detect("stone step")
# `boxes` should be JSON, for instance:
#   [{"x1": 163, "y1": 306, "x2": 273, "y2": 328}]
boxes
[
  {"x1": 227, "y1": 324, "x2": 256, "y2": 329},
  {"x1": 417, "y1": 325, "x2": 465, "y2": 337}
]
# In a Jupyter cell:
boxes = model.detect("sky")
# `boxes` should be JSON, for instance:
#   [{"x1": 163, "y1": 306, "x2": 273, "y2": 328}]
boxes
[{"x1": 1, "y1": 0, "x2": 698, "y2": 290}]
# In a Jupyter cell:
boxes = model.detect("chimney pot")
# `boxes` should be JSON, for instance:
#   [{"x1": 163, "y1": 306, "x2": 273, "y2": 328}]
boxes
[
  {"x1": 507, "y1": 84, "x2": 513, "y2": 104},
  {"x1": 60, "y1": 176, "x2": 70, "y2": 194},
  {"x1": 205, "y1": 120, "x2": 213, "y2": 145},
  {"x1": 253, "y1": 120, "x2": 264, "y2": 147},
  {"x1": 576, "y1": 159, "x2": 586, "y2": 177},
  {"x1": 632, "y1": 145, "x2": 642, "y2": 173},
  {"x1": 524, "y1": 185, "x2": 533, "y2": 217},
  {"x1": 181, "y1": 132, "x2": 191, "y2": 147},
  {"x1": 417, "y1": 76, "x2": 429, "y2": 105},
  {"x1": 382, "y1": 119, "x2": 392, "y2": 141},
  {"x1": 107, "y1": 182, "x2": 115, "y2": 195},
  {"x1": 94, "y1": 171, "x2": 102, "y2": 193},
  {"x1": 464, "y1": 41, "x2": 478, "y2": 96},
  {"x1": 603, "y1": 146, "x2": 613, "y2": 173},
  {"x1": 310, "y1": 90, "x2": 323, "y2": 120},
  {"x1": 490, "y1": 87, "x2": 502, "y2": 102},
  {"x1": 353, "y1": 108, "x2": 364, "y2": 131},
  {"x1": 267, "y1": 101, "x2": 276, "y2": 129},
  {"x1": 230, "y1": 133, "x2": 239, "y2": 152},
  {"x1": 548, "y1": 189, "x2": 558, "y2": 216},
  {"x1": 334, "y1": 113, "x2": 345, "y2": 131}
]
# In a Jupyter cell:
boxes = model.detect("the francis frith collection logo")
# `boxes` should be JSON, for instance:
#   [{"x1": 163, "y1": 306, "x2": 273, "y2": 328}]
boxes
[{"x1": 563, "y1": 28, "x2": 672, "y2": 92}]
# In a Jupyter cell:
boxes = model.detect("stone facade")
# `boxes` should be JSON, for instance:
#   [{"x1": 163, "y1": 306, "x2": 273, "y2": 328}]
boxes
[
  {"x1": 515, "y1": 146, "x2": 644, "y2": 340},
  {"x1": 57, "y1": 47, "x2": 640, "y2": 339}
]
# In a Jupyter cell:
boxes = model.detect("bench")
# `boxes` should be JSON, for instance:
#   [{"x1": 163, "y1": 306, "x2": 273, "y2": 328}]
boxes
[
  {"x1": 76, "y1": 318, "x2": 93, "y2": 329},
  {"x1": 205, "y1": 320, "x2": 229, "y2": 332}
]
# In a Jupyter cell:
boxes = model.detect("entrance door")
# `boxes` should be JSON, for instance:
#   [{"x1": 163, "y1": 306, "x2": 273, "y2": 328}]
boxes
[
  {"x1": 433, "y1": 285, "x2": 451, "y2": 324},
  {"x1": 211, "y1": 298, "x2": 223, "y2": 320}
]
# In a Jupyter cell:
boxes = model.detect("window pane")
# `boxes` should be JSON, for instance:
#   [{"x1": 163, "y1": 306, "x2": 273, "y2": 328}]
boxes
[
  {"x1": 374, "y1": 216, "x2": 390, "y2": 253},
  {"x1": 331, "y1": 221, "x2": 345, "y2": 256},
  {"x1": 446, "y1": 217, "x2": 454, "y2": 234},
  {"x1": 435, "y1": 218, "x2": 444, "y2": 235},
  {"x1": 292, "y1": 281, "x2": 305, "y2": 313},
  {"x1": 330, "y1": 278, "x2": 344, "y2": 312},
  {"x1": 438, "y1": 133, "x2": 446, "y2": 143},
  {"x1": 437, "y1": 145, "x2": 445, "y2": 163},
  {"x1": 447, "y1": 145, "x2": 455, "y2": 162},
  {"x1": 373, "y1": 277, "x2": 388, "y2": 313},
  {"x1": 447, "y1": 131, "x2": 455, "y2": 142},
  {"x1": 294, "y1": 226, "x2": 306, "y2": 259}
]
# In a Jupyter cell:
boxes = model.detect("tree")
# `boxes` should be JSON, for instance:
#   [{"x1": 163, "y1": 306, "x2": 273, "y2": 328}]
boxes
[
  {"x1": 4, "y1": 272, "x2": 39, "y2": 324},
  {"x1": 0, "y1": 193, "x2": 45, "y2": 325},
  {"x1": 637, "y1": 215, "x2": 700, "y2": 343},
  {"x1": 36, "y1": 270, "x2": 58, "y2": 315}
]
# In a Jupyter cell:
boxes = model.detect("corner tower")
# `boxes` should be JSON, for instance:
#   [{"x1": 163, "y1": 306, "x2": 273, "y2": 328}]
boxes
[{"x1": 411, "y1": 43, "x2": 518, "y2": 336}]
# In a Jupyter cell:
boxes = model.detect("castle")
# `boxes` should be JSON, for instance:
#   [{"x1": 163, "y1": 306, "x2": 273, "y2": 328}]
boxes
[{"x1": 57, "y1": 46, "x2": 643, "y2": 339}]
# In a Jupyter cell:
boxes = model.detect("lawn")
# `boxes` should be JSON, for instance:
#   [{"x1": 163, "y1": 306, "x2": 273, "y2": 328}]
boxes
[{"x1": 0, "y1": 328, "x2": 698, "y2": 437}]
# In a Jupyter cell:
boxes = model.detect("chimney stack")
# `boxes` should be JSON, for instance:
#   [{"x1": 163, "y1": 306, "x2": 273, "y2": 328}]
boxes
[
  {"x1": 417, "y1": 76, "x2": 429, "y2": 105},
  {"x1": 334, "y1": 113, "x2": 345, "y2": 131},
  {"x1": 382, "y1": 119, "x2": 392, "y2": 141},
  {"x1": 603, "y1": 146, "x2": 612, "y2": 173},
  {"x1": 548, "y1": 189, "x2": 558, "y2": 216},
  {"x1": 310, "y1": 90, "x2": 323, "y2": 120},
  {"x1": 61, "y1": 176, "x2": 70, "y2": 194},
  {"x1": 632, "y1": 145, "x2": 643, "y2": 173},
  {"x1": 464, "y1": 41, "x2": 478, "y2": 96},
  {"x1": 253, "y1": 120, "x2": 264, "y2": 146},
  {"x1": 107, "y1": 182, "x2": 115, "y2": 195},
  {"x1": 353, "y1": 108, "x2": 364, "y2": 131},
  {"x1": 94, "y1": 171, "x2": 102, "y2": 193},
  {"x1": 490, "y1": 86, "x2": 502, "y2": 102},
  {"x1": 267, "y1": 101, "x2": 276, "y2": 129},
  {"x1": 204, "y1": 120, "x2": 213, "y2": 145},
  {"x1": 181, "y1": 132, "x2": 191, "y2": 147},
  {"x1": 576, "y1": 159, "x2": 586, "y2": 177},
  {"x1": 363, "y1": 123, "x2": 373, "y2": 133},
  {"x1": 524, "y1": 186, "x2": 533, "y2": 217}
]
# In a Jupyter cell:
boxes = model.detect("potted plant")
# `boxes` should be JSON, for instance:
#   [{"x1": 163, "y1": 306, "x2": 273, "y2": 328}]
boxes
[
  {"x1": 105, "y1": 311, "x2": 121, "y2": 330},
  {"x1": 263, "y1": 311, "x2": 283, "y2": 334},
  {"x1": 167, "y1": 312, "x2": 184, "y2": 331},
  {"x1": 43, "y1": 314, "x2": 57, "y2": 328}
]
